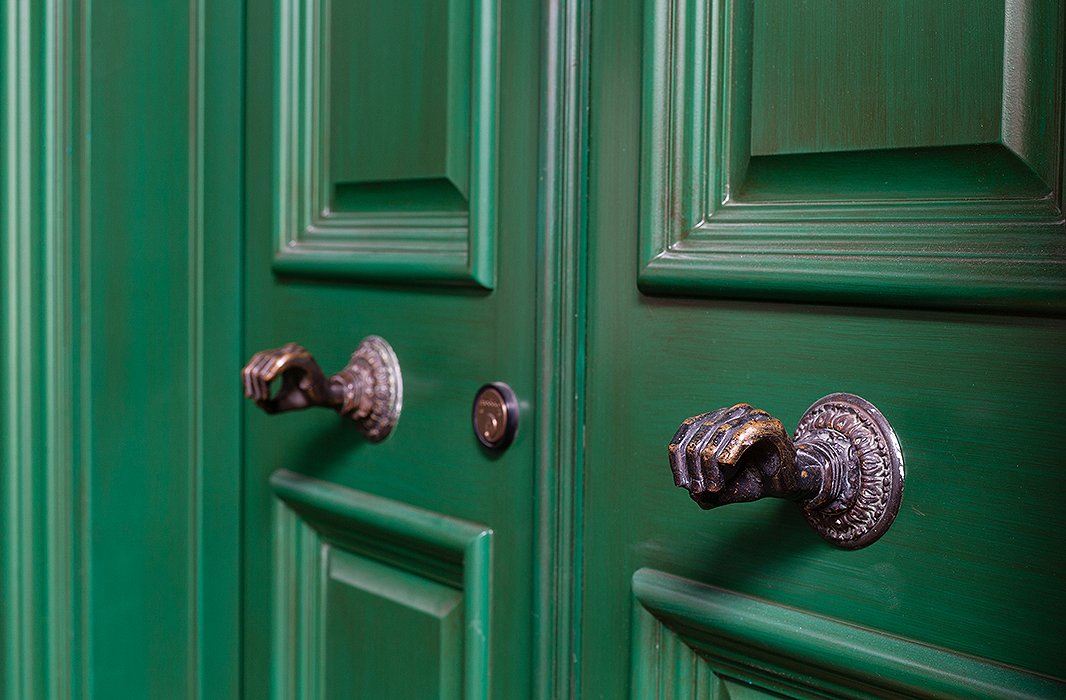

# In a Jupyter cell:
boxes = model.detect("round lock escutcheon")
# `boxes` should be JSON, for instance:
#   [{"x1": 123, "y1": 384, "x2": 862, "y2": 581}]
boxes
[{"x1": 473, "y1": 382, "x2": 518, "y2": 450}]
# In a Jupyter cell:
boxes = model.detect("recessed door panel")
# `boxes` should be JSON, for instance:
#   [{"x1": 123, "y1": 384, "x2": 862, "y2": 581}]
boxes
[
  {"x1": 639, "y1": 0, "x2": 1066, "y2": 311},
  {"x1": 244, "y1": 0, "x2": 539, "y2": 696},
  {"x1": 632, "y1": 569, "x2": 1062, "y2": 699},
  {"x1": 271, "y1": 471, "x2": 488, "y2": 700},
  {"x1": 273, "y1": 0, "x2": 499, "y2": 286}
]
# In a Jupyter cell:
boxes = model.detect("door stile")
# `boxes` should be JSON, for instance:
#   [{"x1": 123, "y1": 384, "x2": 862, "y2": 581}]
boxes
[{"x1": 534, "y1": 0, "x2": 591, "y2": 697}]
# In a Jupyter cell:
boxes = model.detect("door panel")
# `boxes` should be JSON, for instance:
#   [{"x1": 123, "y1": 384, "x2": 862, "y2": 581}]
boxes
[
  {"x1": 271, "y1": 470, "x2": 489, "y2": 700},
  {"x1": 9, "y1": 0, "x2": 1064, "y2": 696},
  {"x1": 639, "y1": 0, "x2": 1065, "y2": 312},
  {"x1": 272, "y1": 0, "x2": 498, "y2": 285},
  {"x1": 244, "y1": 0, "x2": 540, "y2": 696},
  {"x1": 584, "y1": 0, "x2": 1066, "y2": 697},
  {"x1": 632, "y1": 569, "x2": 1064, "y2": 699}
]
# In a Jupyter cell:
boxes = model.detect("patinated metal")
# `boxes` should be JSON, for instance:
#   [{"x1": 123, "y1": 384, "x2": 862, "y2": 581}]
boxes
[
  {"x1": 668, "y1": 393, "x2": 904, "y2": 549},
  {"x1": 242, "y1": 336, "x2": 402, "y2": 441}
]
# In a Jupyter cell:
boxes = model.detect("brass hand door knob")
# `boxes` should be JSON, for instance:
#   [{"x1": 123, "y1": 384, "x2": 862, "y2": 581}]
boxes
[
  {"x1": 241, "y1": 336, "x2": 402, "y2": 441},
  {"x1": 668, "y1": 393, "x2": 904, "y2": 549}
]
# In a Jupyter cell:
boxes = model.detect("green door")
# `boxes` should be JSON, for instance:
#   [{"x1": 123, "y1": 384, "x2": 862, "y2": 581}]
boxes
[
  {"x1": 580, "y1": 0, "x2": 1066, "y2": 698},
  {"x1": 4, "y1": 0, "x2": 1065, "y2": 698},
  {"x1": 242, "y1": 0, "x2": 541, "y2": 697}
]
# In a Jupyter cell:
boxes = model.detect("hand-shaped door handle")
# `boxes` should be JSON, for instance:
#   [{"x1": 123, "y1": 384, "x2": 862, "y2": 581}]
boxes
[
  {"x1": 669, "y1": 393, "x2": 903, "y2": 549},
  {"x1": 242, "y1": 336, "x2": 402, "y2": 441}
]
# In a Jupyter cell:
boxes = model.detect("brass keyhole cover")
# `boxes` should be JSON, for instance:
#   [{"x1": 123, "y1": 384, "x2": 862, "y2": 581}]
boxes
[{"x1": 473, "y1": 382, "x2": 518, "y2": 450}]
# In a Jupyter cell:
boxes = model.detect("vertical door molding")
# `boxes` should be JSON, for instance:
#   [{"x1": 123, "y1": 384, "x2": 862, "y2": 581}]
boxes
[
  {"x1": 195, "y1": 0, "x2": 244, "y2": 696},
  {"x1": 2, "y1": 0, "x2": 243, "y2": 697},
  {"x1": 80, "y1": 0, "x2": 243, "y2": 695},
  {"x1": 534, "y1": 0, "x2": 591, "y2": 697},
  {"x1": 1, "y1": 0, "x2": 77, "y2": 696}
]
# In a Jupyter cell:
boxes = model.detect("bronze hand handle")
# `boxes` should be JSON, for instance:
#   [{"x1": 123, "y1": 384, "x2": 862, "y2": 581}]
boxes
[
  {"x1": 242, "y1": 336, "x2": 402, "y2": 442},
  {"x1": 669, "y1": 393, "x2": 904, "y2": 549}
]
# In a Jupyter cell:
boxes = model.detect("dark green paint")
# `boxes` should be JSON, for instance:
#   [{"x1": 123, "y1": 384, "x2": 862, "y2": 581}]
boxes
[
  {"x1": 271, "y1": 470, "x2": 491, "y2": 700},
  {"x1": 640, "y1": 0, "x2": 1066, "y2": 314},
  {"x1": 532, "y1": 1, "x2": 589, "y2": 697},
  {"x1": 750, "y1": 0, "x2": 1007, "y2": 157},
  {"x1": 739, "y1": 144, "x2": 1050, "y2": 202},
  {"x1": 334, "y1": 178, "x2": 470, "y2": 214},
  {"x1": 329, "y1": 0, "x2": 465, "y2": 188},
  {"x1": 324, "y1": 551, "x2": 464, "y2": 700},
  {"x1": 272, "y1": 0, "x2": 497, "y2": 288}
]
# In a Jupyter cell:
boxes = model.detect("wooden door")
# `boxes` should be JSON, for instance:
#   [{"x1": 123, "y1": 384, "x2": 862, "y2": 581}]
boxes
[
  {"x1": 5, "y1": 1, "x2": 1065, "y2": 698},
  {"x1": 581, "y1": 1, "x2": 1066, "y2": 698},
  {"x1": 242, "y1": 1, "x2": 540, "y2": 697}
]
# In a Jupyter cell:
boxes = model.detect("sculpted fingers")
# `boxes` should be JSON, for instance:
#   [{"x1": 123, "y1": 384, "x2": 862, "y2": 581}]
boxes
[
  {"x1": 669, "y1": 403, "x2": 796, "y2": 508},
  {"x1": 668, "y1": 410, "x2": 715, "y2": 490},
  {"x1": 242, "y1": 345, "x2": 305, "y2": 404},
  {"x1": 251, "y1": 351, "x2": 278, "y2": 402},
  {"x1": 669, "y1": 404, "x2": 750, "y2": 493},
  {"x1": 691, "y1": 409, "x2": 758, "y2": 490},
  {"x1": 243, "y1": 350, "x2": 271, "y2": 400}
]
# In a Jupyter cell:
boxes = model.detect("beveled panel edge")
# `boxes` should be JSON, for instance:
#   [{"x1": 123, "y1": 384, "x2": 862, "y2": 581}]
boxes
[
  {"x1": 639, "y1": 249, "x2": 1066, "y2": 316},
  {"x1": 270, "y1": 469, "x2": 493, "y2": 700},
  {"x1": 631, "y1": 602, "x2": 717, "y2": 699},
  {"x1": 639, "y1": 0, "x2": 1066, "y2": 313},
  {"x1": 270, "y1": 469, "x2": 492, "y2": 578},
  {"x1": 273, "y1": 244, "x2": 475, "y2": 286},
  {"x1": 631, "y1": 568, "x2": 1065, "y2": 700},
  {"x1": 273, "y1": 0, "x2": 497, "y2": 289},
  {"x1": 323, "y1": 549, "x2": 465, "y2": 699}
]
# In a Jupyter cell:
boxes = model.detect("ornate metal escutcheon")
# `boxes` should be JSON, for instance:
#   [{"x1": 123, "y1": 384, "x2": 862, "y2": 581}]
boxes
[
  {"x1": 241, "y1": 336, "x2": 402, "y2": 441},
  {"x1": 668, "y1": 393, "x2": 904, "y2": 549}
]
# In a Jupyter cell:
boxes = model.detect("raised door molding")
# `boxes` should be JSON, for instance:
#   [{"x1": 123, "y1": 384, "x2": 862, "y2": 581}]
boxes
[
  {"x1": 271, "y1": 470, "x2": 492, "y2": 700},
  {"x1": 639, "y1": 0, "x2": 1066, "y2": 313},
  {"x1": 273, "y1": 0, "x2": 498, "y2": 287},
  {"x1": 631, "y1": 568, "x2": 1065, "y2": 699}
]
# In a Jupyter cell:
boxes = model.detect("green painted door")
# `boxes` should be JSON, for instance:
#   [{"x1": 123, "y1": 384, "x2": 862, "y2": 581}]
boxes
[
  {"x1": 4, "y1": 0, "x2": 1065, "y2": 698},
  {"x1": 241, "y1": 0, "x2": 541, "y2": 698},
  {"x1": 3, "y1": 1, "x2": 245, "y2": 696},
  {"x1": 580, "y1": 0, "x2": 1066, "y2": 698},
  {"x1": 235, "y1": 0, "x2": 563, "y2": 696}
]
